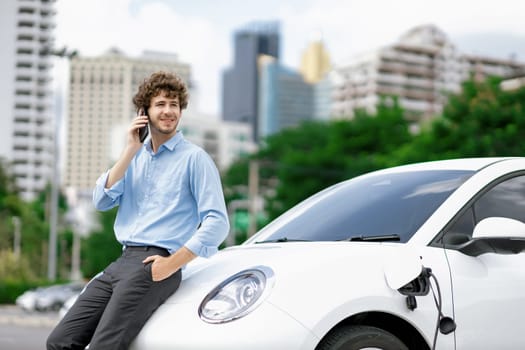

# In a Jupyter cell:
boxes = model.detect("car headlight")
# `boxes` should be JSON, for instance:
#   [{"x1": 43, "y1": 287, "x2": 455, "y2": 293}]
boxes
[{"x1": 198, "y1": 266, "x2": 274, "y2": 324}]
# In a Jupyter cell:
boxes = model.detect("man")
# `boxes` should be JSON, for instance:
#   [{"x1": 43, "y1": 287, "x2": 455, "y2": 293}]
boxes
[{"x1": 47, "y1": 71, "x2": 230, "y2": 349}]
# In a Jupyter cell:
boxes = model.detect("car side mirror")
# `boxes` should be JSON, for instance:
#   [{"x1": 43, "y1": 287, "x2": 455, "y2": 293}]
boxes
[
  {"x1": 458, "y1": 217, "x2": 525, "y2": 257},
  {"x1": 472, "y1": 217, "x2": 525, "y2": 239}
]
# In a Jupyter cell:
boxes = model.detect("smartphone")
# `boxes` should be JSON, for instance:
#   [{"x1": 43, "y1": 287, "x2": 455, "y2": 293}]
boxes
[{"x1": 138, "y1": 107, "x2": 149, "y2": 143}]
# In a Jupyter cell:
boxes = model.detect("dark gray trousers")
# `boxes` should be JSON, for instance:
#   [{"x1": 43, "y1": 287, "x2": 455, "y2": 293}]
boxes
[{"x1": 46, "y1": 246, "x2": 181, "y2": 350}]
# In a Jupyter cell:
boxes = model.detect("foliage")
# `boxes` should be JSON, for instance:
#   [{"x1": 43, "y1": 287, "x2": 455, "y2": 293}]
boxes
[
  {"x1": 0, "y1": 250, "x2": 36, "y2": 281},
  {"x1": 258, "y1": 97, "x2": 412, "y2": 220},
  {"x1": 0, "y1": 249, "x2": 65, "y2": 303},
  {"x1": 0, "y1": 280, "x2": 44, "y2": 304},
  {"x1": 395, "y1": 77, "x2": 525, "y2": 162},
  {"x1": 0, "y1": 159, "x2": 76, "y2": 282},
  {"x1": 222, "y1": 157, "x2": 251, "y2": 203},
  {"x1": 0, "y1": 250, "x2": 38, "y2": 304},
  {"x1": 81, "y1": 208, "x2": 121, "y2": 278},
  {"x1": 0, "y1": 159, "x2": 24, "y2": 253}
]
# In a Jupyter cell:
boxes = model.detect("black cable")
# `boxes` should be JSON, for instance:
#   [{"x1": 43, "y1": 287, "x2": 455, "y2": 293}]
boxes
[
  {"x1": 429, "y1": 272, "x2": 443, "y2": 350},
  {"x1": 442, "y1": 242, "x2": 457, "y2": 345}
]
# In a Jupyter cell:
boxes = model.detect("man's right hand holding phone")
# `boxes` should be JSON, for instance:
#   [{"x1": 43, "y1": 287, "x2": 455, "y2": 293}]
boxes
[
  {"x1": 129, "y1": 108, "x2": 148, "y2": 145},
  {"x1": 107, "y1": 110, "x2": 148, "y2": 188},
  {"x1": 137, "y1": 108, "x2": 149, "y2": 143}
]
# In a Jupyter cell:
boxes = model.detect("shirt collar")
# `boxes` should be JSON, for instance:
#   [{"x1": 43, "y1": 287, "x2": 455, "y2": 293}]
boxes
[{"x1": 145, "y1": 131, "x2": 184, "y2": 154}]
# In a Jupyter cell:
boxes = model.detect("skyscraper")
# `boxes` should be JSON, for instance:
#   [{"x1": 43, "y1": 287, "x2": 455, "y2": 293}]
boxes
[
  {"x1": 222, "y1": 21, "x2": 280, "y2": 142},
  {"x1": 300, "y1": 35, "x2": 332, "y2": 84},
  {"x1": 0, "y1": 0, "x2": 57, "y2": 200},
  {"x1": 258, "y1": 55, "x2": 314, "y2": 139},
  {"x1": 299, "y1": 37, "x2": 333, "y2": 121}
]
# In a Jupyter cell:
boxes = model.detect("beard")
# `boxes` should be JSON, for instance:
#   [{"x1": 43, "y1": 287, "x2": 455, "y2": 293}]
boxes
[{"x1": 149, "y1": 117, "x2": 178, "y2": 135}]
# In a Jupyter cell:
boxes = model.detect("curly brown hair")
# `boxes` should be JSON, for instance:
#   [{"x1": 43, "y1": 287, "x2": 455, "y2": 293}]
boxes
[{"x1": 132, "y1": 71, "x2": 189, "y2": 112}]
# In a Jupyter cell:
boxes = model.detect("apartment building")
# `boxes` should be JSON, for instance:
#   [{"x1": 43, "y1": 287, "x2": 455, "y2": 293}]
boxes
[
  {"x1": 332, "y1": 24, "x2": 525, "y2": 122},
  {"x1": 0, "y1": 0, "x2": 57, "y2": 200}
]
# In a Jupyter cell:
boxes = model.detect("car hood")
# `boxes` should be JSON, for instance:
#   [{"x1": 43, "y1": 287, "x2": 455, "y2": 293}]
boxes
[{"x1": 169, "y1": 241, "x2": 423, "y2": 304}]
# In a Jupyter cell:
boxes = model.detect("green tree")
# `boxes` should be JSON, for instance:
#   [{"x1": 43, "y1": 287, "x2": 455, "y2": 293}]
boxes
[
  {"x1": 222, "y1": 156, "x2": 251, "y2": 203},
  {"x1": 396, "y1": 77, "x2": 525, "y2": 162},
  {"x1": 0, "y1": 157, "x2": 75, "y2": 281},
  {"x1": 0, "y1": 160, "x2": 53, "y2": 279},
  {"x1": 256, "y1": 97, "x2": 412, "y2": 221},
  {"x1": 0, "y1": 250, "x2": 35, "y2": 281},
  {"x1": 81, "y1": 208, "x2": 121, "y2": 278},
  {"x1": 0, "y1": 159, "x2": 24, "y2": 252}
]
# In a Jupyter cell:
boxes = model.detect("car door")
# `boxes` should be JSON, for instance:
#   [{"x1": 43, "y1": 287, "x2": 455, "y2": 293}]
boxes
[{"x1": 439, "y1": 174, "x2": 525, "y2": 350}]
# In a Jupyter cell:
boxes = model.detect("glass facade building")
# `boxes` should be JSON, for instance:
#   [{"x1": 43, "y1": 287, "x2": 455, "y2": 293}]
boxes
[
  {"x1": 258, "y1": 56, "x2": 314, "y2": 140},
  {"x1": 222, "y1": 21, "x2": 280, "y2": 142}
]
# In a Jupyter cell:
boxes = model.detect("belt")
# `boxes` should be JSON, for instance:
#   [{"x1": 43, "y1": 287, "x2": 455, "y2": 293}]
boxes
[{"x1": 124, "y1": 245, "x2": 168, "y2": 252}]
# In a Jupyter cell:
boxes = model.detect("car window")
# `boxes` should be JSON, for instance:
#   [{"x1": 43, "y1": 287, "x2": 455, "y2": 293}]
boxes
[
  {"x1": 441, "y1": 174, "x2": 525, "y2": 246},
  {"x1": 248, "y1": 170, "x2": 473, "y2": 244}
]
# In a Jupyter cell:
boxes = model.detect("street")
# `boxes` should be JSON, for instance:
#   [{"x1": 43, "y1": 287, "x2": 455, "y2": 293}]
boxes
[{"x1": 0, "y1": 305, "x2": 58, "y2": 350}]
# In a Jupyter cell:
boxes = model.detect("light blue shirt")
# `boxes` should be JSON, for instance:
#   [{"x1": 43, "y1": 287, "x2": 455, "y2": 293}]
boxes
[{"x1": 92, "y1": 131, "x2": 229, "y2": 258}]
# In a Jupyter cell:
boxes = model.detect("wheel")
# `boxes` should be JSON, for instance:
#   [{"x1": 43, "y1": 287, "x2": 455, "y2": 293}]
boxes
[
  {"x1": 50, "y1": 302, "x2": 62, "y2": 311},
  {"x1": 316, "y1": 325, "x2": 409, "y2": 350}
]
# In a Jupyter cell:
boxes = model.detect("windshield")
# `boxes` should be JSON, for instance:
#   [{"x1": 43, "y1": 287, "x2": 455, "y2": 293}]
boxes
[{"x1": 247, "y1": 169, "x2": 473, "y2": 244}]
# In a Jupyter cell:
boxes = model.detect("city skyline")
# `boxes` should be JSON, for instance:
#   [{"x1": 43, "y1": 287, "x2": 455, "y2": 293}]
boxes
[{"x1": 54, "y1": 0, "x2": 525, "y2": 117}]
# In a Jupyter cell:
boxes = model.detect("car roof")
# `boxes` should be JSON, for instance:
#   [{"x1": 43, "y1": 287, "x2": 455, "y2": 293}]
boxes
[{"x1": 371, "y1": 157, "x2": 521, "y2": 175}]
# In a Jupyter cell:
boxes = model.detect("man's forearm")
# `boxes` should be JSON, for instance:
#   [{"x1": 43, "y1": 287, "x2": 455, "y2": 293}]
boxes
[
  {"x1": 169, "y1": 246, "x2": 197, "y2": 271},
  {"x1": 105, "y1": 146, "x2": 139, "y2": 188},
  {"x1": 144, "y1": 246, "x2": 197, "y2": 281}
]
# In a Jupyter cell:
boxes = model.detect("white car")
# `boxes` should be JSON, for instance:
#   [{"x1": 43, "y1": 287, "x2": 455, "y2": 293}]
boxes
[
  {"x1": 15, "y1": 288, "x2": 39, "y2": 312},
  {"x1": 129, "y1": 157, "x2": 525, "y2": 350},
  {"x1": 59, "y1": 293, "x2": 79, "y2": 319},
  {"x1": 16, "y1": 282, "x2": 85, "y2": 312}
]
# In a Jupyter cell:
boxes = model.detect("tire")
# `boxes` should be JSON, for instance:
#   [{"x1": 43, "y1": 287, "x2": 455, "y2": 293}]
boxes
[
  {"x1": 50, "y1": 302, "x2": 62, "y2": 311},
  {"x1": 316, "y1": 325, "x2": 409, "y2": 350}
]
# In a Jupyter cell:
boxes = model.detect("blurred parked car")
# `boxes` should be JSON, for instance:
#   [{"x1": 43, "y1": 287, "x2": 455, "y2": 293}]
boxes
[
  {"x1": 16, "y1": 282, "x2": 85, "y2": 312},
  {"x1": 62, "y1": 158, "x2": 525, "y2": 349},
  {"x1": 59, "y1": 292, "x2": 79, "y2": 319},
  {"x1": 15, "y1": 288, "x2": 39, "y2": 312}
]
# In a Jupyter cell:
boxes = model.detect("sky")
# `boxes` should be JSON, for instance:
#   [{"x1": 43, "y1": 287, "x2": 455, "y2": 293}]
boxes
[{"x1": 54, "y1": 0, "x2": 525, "y2": 117}]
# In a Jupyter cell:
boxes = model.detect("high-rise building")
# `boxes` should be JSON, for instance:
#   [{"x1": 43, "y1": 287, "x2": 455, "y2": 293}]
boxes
[
  {"x1": 332, "y1": 24, "x2": 525, "y2": 123},
  {"x1": 258, "y1": 55, "x2": 314, "y2": 139},
  {"x1": 222, "y1": 21, "x2": 280, "y2": 142},
  {"x1": 257, "y1": 35, "x2": 334, "y2": 140},
  {"x1": 65, "y1": 49, "x2": 191, "y2": 194},
  {"x1": 0, "y1": 0, "x2": 57, "y2": 200},
  {"x1": 299, "y1": 37, "x2": 333, "y2": 121},
  {"x1": 312, "y1": 75, "x2": 333, "y2": 121}
]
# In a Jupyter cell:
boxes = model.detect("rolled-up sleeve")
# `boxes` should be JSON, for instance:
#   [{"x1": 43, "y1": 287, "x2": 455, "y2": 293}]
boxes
[
  {"x1": 185, "y1": 151, "x2": 230, "y2": 258},
  {"x1": 185, "y1": 209, "x2": 229, "y2": 257},
  {"x1": 92, "y1": 170, "x2": 125, "y2": 211}
]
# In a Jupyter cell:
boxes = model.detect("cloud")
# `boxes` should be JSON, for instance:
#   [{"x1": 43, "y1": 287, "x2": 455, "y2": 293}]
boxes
[{"x1": 277, "y1": 0, "x2": 525, "y2": 65}]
